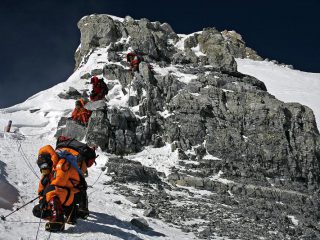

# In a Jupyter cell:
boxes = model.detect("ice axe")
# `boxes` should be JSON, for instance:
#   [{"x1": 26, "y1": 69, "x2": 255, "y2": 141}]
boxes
[{"x1": 1, "y1": 196, "x2": 39, "y2": 221}]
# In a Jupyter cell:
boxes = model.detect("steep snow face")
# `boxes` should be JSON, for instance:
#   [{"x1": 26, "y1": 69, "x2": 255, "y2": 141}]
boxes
[{"x1": 237, "y1": 59, "x2": 320, "y2": 128}]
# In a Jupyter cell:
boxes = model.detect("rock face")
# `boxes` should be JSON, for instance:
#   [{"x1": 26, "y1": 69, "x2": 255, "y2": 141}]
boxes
[
  {"x1": 165, "y1": 73, "x2": 320, "y2": 191},
  {"x1": 106, "y1": 157, "x2": 162, "y2": 183},
  {"x1": 75, "y1": 14, "x2": 239, "y2": 72},
  {"x1": 198, "y1": 28, "x2": 237, "y2": 71},
  {"x1": 57, "y1": 14, "x2": 320, "y2": 239},
  {"x1": 222, "y1": 30, "x2": 263, "y2": 61}
]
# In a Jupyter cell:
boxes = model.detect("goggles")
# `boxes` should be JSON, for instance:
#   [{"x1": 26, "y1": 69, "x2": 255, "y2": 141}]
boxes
[
  {"x1": 38, "y1": 162, "x2": 50, "y2": 170},
  {"x1": 38, "y1": 162, "x2": 52, "y2": 175}
]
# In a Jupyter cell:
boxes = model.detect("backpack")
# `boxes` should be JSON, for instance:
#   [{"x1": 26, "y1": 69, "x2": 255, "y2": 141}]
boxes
[
  {"x1": 56, "y1": 136, "x2": 97, "y2": 167},
  {"x1": 56, "y1": 150, "x2": 85, "y2": 178},
  {"x1": 55, "y1": 149, "x2": 87, "y2": 191},
  {"x1": 99, "y1": 78, "x2": 108, "y2": 95}
]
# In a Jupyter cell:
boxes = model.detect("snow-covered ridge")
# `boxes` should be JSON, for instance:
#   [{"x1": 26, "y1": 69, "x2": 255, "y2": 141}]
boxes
[{"x1": 237, "y1": 58, "x2": 320, "y2": 128}]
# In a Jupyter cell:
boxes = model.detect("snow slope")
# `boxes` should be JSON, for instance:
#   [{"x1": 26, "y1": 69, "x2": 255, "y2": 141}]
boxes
[
  {"x1": 0, "y1": 134, "x2": 197, "y2": 240},
  {"x1": 237, "y1": 59, "x2": 320, "y2": 129}
]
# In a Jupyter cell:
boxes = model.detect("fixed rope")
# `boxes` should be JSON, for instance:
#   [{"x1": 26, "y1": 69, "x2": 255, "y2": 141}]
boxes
[
  {"x1": 88, "y1": 170, "x2": 104, "y2": 188},
  {"x1": 14, "y1": 138, "x2": 40, "y2": 179},
  {"x1": 35, "y1": 209, "x2": 43, "y2": 240}
]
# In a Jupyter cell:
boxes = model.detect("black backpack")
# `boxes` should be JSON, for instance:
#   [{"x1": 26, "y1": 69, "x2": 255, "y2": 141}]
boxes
[{"x1": 56, "y1": 136, "x2": 97, "y2": 167}]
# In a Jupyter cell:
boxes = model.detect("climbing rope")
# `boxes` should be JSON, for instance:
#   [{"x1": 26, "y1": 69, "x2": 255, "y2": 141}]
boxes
[
  {"x1": 3, "y1": 220, "x2": 42, "y2": 224},
  {"x1": 47, "y1": 231, "x2": 51, "y2": 240},
  {"x1": 88, "y1": 170, "x2": 104, "y2": 188},
  {"x1": 35, "y1": 209, "x2": 43, "y2": 240},
  {"x1": 14, "y1": 138, "x2": 40, "y2": 179}
]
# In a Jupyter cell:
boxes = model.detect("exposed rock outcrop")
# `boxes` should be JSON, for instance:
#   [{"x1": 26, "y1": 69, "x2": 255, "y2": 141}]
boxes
[
  {"x1": 57, "y1": 14, "x2": 320, "y2": 240},
  {"x1": 222, "y1": 30, "x2": 263, "y2": 60}
]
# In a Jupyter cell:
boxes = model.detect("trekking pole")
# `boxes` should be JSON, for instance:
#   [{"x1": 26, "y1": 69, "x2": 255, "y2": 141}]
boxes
[{"x1": 1, "y1": 196, "x2": 39, "y2": 221}]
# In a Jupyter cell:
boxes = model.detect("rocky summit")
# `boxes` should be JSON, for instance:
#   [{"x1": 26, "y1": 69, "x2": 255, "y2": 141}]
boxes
[{"x1": 58, "y1": 14, "x2": 320, "y2": 239}]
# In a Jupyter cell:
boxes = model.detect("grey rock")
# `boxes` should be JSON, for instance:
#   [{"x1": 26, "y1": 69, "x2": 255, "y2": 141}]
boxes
[
  {"x1": 130, "y1": 217, "x2": 149, "y2": 231},
  {"x1": 80, "y1": 73, "x2": 92, "y2": 79},
  {"x1": 198, "y1": 28, "x2": 237, "y2": 72},
  {"x1": 58, "y1": 87, "x2": 82, "y2": 100},
  {"x1": 86, "y1": 110, "x2": 109, "y2": 150},
  {"x1": 107, "y1": 51, "x2": 122, "y2": 62},
  {"x1": 76, "y1": 15, "x2": 121, "y2": 68},
  {"x1": 184, "y1": 34, "x2": 199, "y2": 49},
  {"x1": 126, "y1": 196, "x2": 141, "y2": 204},
  {"x1": 104, "y1": 64, "x2": 133, "y2": 86},
  {"x1": 172, "y1": 49, "x2": 198, "y2": 64},
  {"x1": 57, "y1": 119, "x2": 87, "y2": 140},
  {"x1": 29, "y1": 109, "x2": 40, "y2": 113},
  {"x1": 128, "y1": 96, "x2": 139, "y2": 107},
  {"x1": 160, "y1": 23, "x2": 178, "y2": 40},
  {"x1": 222, "y1": 30, "x2": 263, "y2": 61},
  {"x1": 106, "y1": 157, "x2": 161, "y2": 183},
  {"x1": 84, "y1": 100, "x2": 107, "y2": 111},
  {"x1": 143, "y1": 207, "x2": 157, "y2": 217},
  {"x1": 91, "y1": 68, "x2": 103, "y2": 76},
  {"x1": 56, "y1": 117, "x2": 68, "y2": 128},
  {"x1": 139, "y1": 62, "x2": 156, "y2": 84}
]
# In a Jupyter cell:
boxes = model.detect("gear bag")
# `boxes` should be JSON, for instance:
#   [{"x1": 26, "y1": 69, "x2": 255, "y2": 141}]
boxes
[
  {"x1": 55, "y1": 149, "x2": 87, "y2": 191},
  {"x1": 56, "y1": 136, "x2": 97, "y2": 168}
]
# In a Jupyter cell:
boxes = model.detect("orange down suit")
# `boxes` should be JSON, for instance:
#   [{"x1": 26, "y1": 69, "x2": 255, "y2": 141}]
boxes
[
  {"x1": 37, "y1": 145, "x2": 81, "y2": 206},
  {"x1": 71, "y1": 99, "x2": 91, "y2": 125}
]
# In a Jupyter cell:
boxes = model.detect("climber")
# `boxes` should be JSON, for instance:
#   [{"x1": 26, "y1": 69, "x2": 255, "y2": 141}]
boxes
[
  {"x1": 89, "y1": 76, "x2": 108, "y2": 101},
  {"x1": 71, "y1": 98, "x2": 92, "y2": 126},
  {"x1": 55, "y1": 135, "x2": 97, "y2": 219},
  {"x1": 126, "y1": 52, "x2": 142, "y2": 72},
  {"x1": 32, "y1": 145, "x2": 83, "y2": 232}
]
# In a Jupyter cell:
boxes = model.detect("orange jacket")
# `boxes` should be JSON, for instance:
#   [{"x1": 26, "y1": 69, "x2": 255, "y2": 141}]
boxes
[
  {"x1": 71, "y1": 99, "x2": 91, "y2": 125},
  {"x1": 37, "y1": 146, "x2": 81, "y2": 206}
]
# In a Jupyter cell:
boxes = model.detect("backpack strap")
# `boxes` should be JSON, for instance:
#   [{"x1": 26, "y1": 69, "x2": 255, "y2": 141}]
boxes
[{"x1": 56, "y1": 149, "x2": 84, "y2": 178}]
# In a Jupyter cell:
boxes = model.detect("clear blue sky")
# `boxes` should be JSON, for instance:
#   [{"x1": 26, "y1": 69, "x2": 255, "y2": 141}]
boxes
[{"x1": 0, "y1": 0, "x2": 319, "y2": 108}]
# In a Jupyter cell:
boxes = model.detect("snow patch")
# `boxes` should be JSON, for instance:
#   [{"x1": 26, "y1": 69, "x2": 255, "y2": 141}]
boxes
[
  {"x1": 127, "y1": 144, "x2": 179, "y2": 176},
  {"x1": 287, "y1": 215, "x2": 299, "y2": 226}
]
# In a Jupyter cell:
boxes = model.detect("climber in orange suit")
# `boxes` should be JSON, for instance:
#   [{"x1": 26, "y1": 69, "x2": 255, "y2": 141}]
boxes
[
  {"x1": 32, "y1": 145, "x2": 82, "y2": 232},
  {"x1": 71, "y1": 98, "x2": 91, "y2": 126}
]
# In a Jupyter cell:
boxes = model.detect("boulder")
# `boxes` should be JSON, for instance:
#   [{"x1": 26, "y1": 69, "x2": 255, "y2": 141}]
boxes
[
  {"x1": 198, "y1": 28, "x2": 237, "y2": 72},
  {"x1": 106, "y1": 157, "x2": 162, "y2": 183},
  {"x1": 130, "y1": 218, "x2": 149, "y2": 231},
  {"x1": 222, "y1": 30, "x2": 263, "y2": 61},
  {"x1": 58, "y1": 87, "x2": 82, "y2": 100},
  {"x1": 58, "y1": 119, "x2": 87, "y2": 141}
]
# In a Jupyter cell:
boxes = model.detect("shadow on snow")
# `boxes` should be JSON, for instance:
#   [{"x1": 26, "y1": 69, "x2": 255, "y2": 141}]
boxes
[{"x1": 65, "y1": 211, "x2": 166, "y2": 239}]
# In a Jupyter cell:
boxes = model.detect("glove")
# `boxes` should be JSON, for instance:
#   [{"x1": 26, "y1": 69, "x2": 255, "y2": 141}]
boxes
[{"x1": 39, "y1": 197, "x2": 47, "y2": 210}]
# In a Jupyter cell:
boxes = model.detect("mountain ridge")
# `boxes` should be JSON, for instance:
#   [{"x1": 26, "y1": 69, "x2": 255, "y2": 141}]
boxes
[{"x1": 0, "y1": 14, "x2": 320, "y2": 239}]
